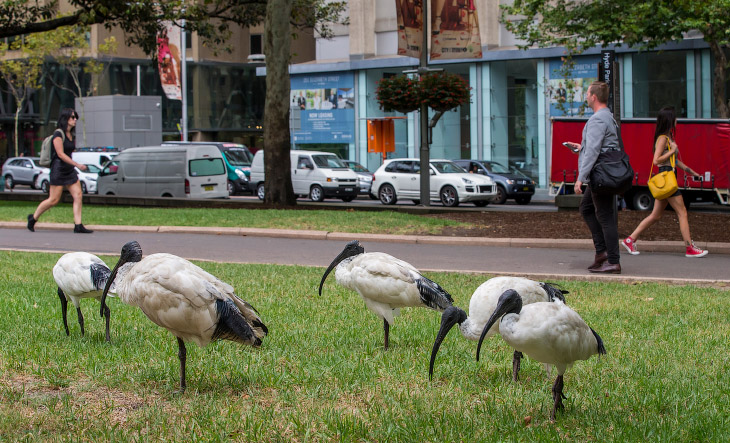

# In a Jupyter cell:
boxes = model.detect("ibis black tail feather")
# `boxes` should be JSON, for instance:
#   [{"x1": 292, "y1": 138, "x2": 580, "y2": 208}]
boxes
[
  {"x1": 212, "y1": 299, "x2": 267, "y2": 347},
  {"x1": 416, "y1": 276, "x2": 453, "y2": 311},
  {"x1": 539, "y1": 282, "x2": 568, "y2": 303},
  {"x1": 591, "y1": 327, "x2": 607, "y2": 355}
]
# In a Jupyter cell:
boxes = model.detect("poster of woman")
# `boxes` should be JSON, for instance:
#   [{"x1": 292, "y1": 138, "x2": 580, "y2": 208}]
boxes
[{"x1": 157, "y1": 22, "x2": 182, "y2": 101}]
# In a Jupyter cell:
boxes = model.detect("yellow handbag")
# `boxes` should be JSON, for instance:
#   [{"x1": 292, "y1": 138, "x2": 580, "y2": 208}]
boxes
[{"x1": 647, "y1": 142, "x2": 678, "y2": 200}]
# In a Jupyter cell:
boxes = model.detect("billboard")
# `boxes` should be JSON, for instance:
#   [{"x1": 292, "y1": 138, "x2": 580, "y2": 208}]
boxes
[
  {"x1": 547, "y1": 56, "x2": 599, "y2": 117},
  {"x1": 290, "y1": 73, "x2": 355, "y2": 144}
]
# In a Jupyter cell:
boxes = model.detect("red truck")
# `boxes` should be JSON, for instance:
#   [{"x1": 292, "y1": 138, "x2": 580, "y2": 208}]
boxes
[{"x1": 550, "y1": 117, "x2": 730, "y2": 210}]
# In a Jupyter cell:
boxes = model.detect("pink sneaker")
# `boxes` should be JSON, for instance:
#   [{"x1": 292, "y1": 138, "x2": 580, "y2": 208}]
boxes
[
  {"x1": 686, "y1": 242, "x2": 708, "y2": 258},
  {"x1": 621, "y1": 237, "x2": 640, "y2": 255}
]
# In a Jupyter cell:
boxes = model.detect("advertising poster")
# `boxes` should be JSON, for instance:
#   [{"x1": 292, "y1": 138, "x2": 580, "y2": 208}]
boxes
[
  {"x1": 395, "y1": 0, "x2": 423, "y2": 58},
  {"x1": 157, "y1": 22, "x2": 182, "y2": 101},
  {"x1": 548, "y1": 56, "x2": 599, "y2": 116},
  {"x1": 290, "y1": 73, "x2": 355, "y2": 144},
  {"x1": 430, "y1": 0, "x2": 482, "y2": 59}
]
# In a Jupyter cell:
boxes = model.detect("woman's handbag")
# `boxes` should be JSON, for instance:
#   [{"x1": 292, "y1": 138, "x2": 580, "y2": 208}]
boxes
[
  {"x1": 647, "y1": 147, "x2": 678, "y2": 199},
  {"x1": 589, "y1": 120, "x2": 634, "y2": 195}
]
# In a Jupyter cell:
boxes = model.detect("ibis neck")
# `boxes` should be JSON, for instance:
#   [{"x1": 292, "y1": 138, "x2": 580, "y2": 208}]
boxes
[{"x1": 459, "y1": 317, "x2": 483, "y2": 341}]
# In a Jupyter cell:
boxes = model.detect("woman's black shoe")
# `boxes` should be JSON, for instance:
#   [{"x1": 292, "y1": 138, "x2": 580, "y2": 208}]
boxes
[
  {"x1": 73, "y1": 224, "x2": 93, "y2": 234},
  {"x1": 27, "y1": 214, "x2": 36, "y2": 232}
]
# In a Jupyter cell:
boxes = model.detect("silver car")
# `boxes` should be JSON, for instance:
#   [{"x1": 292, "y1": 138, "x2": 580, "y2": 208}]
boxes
[
  {"x1": 343, "y1": 160, "x2": 374, "y2": 196},
  {"x1": 2, "y1": 157, "x2": 48, "y2": 190}
]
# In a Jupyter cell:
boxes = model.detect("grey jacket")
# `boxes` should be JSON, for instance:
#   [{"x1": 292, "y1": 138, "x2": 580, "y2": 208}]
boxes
[{"x1": 577, "y1": 107, "x2": 620, "y2": 183}]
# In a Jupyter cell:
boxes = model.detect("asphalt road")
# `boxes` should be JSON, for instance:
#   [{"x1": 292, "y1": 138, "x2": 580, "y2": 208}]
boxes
[{"x1": 2, "y1": 227, "x2": 728, "y2": 287}]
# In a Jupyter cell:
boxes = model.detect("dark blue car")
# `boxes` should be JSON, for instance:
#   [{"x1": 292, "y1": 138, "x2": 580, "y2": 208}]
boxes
[{"x1": 452, "y1": 159, "x2": 535, "y2": 204}]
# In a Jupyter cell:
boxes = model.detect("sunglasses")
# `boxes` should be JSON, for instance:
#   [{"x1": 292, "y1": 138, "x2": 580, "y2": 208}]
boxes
[{"x1": 70, "y1": 115, "x2": 78, "y2": 119}]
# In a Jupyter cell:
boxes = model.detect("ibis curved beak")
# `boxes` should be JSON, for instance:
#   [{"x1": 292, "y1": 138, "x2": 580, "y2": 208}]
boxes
[
  {"x1": 476, "y1": 289, "x2": 521, "y2": 362},
  {"x1": 100, "y1": 260, "x2": 121, "y2": 318},
  {"x1": 318, "y1": 249, "x2": 349, "y2": 296},
  {"x1": 429, "y1": 306, "x2": 466, "y2": 380}
]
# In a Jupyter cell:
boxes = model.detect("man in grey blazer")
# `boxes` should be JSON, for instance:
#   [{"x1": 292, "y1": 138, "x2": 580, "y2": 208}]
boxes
[{"x1": 564, "y1": 81, "x2": 621, "y2": 274}]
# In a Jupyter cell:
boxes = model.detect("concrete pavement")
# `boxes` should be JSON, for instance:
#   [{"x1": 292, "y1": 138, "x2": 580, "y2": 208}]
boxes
[{"x1": 1, "y1": 222, "x2": 729, "y2": 288}]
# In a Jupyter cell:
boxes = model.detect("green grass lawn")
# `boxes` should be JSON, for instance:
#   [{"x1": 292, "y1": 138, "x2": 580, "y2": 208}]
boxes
[
  {"x1": 0, "y1": 201, "x2": 465, "y2": 235},
  {"x1": 0, "y1": 250, "x2": 728, "y2": 441}
]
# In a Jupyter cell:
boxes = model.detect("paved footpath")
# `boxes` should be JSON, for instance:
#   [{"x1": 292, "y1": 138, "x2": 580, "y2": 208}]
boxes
[{"x1": 1, "y1": 223, "x2": 729, "y2": 287}]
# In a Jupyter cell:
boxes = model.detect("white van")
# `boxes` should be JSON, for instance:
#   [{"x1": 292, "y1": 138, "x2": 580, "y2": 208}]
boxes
[
  {"x1": 251, "y1": 149, "x2": 359, "y2": 202},
  {"x1": 71, "y1": 149, "x2": 119, "y2": 169},
  {"x1": 97, "y1": 144, "x2": 228, "y2": 199}
]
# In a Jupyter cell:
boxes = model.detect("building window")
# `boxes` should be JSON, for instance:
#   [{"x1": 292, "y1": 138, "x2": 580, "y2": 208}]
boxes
[
  {"x1": 250, "y1": 34, "x2": 263, "y2": 55},
  {"x1": 632, "y1": 51, "x2": 688, "y2": 117}
]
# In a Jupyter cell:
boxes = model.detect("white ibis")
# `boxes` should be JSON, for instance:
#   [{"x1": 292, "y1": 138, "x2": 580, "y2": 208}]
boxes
[
  {"x1": 476, "y1": 289, "x2": 606, "y2": 421},
  {"x1": 429, "y1": 276, "x2": 567, "y2": 381},
  {"x1": 319, "y1": 240, "x2": 454, "y2": 349},
  {"x1": 100, "y1": 241, "x2": 268, "y2": 392},
  {"x1": 53, "y1": 251, "x2": 116, "y2": 342}
]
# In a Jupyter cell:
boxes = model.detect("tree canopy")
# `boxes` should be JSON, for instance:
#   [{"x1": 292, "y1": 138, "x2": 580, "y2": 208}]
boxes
[{"x1": 501, "y1": 0, "x2": 730, "y2": 117}]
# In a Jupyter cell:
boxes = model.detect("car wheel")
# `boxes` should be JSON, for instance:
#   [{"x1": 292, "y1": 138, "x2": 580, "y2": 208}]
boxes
[
  {"x1": 310, "y1": 185, "x2": 325, "y2": 202},
  {"x1": 411, "y1": 199, "x2": 420, "y2": 205},
  {"x1": 494, "y1": 185, "x2": 508, "y2": 204},
  {"x1": 4, "y1": 175, "x2": 14, "y2": 189},
  {"x1": 80, "y1": 182, "x2": 88, "y2": 194},
  {"x1": 473, "y1": 200, "x2": 489, "y2": 207},
  {"x1": 440, "y1": 185, "x2": 459, "y2": 207},
  {"x1": 227, "y1": 180, "x2": 235, "y2": 196},
  {"x1": 40, "y1": 180, "x2": 49, "y2": 194},
  {"x1": 378, "y1": 184, "x2": 397, "y2": 205},
  {"x1": 515, "y1": 196, "x2": 531, "y2": 205},
  {"x1": 256, "y1": 183, "x2": 265, "y2": 200},
  {"x1": 341, "y1": 196, "x2": 355, "y2": 202},
  {"x1": 632, "y1": 189, "x2": 654, "y2": 211}
]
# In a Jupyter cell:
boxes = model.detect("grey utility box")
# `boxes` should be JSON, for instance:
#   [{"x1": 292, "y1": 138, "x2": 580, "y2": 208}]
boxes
[{"x1": 75, "y1": 95, "x2": 163, "y2": 148}]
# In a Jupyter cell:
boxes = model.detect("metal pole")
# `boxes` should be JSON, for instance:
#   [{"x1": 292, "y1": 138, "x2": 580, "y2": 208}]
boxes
[
  {"x1": 136, "y1": 65, "x2": 141, "y2": 96},
  {"x1": 418, "y1": 4, "x2": 430, "y2": 206},
  {"x1": 181, "y1": 20, "x2": 188, "y2": 141}
]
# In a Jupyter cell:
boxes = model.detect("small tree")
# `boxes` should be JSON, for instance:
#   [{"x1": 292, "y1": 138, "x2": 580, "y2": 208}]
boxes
[
  {"x1": 0, "y1": 35, "x2": 47, "y2": 157},
  {"x1": 47, "y1": 26, "x2": 118, "y2": 145}
]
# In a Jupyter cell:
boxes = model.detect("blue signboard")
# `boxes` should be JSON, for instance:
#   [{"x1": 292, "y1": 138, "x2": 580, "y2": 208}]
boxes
[
  {"x1": 548, "y1": 56, "x2": 599, "y2": 117},
  {"x1": 290, "y1": 73, "x2": 355, "y2": 144}
]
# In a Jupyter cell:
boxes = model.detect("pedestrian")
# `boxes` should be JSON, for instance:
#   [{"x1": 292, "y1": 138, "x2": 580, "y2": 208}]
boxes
[
  {"x1": 27, "y1": 108, "x2": 93, "y2": 234},
  {"x1": 621, "y1": 106, "x2": 708, "y2": 258},
  {"x1": 564, "y1": 81, "x2": 621, "y2": 274}
]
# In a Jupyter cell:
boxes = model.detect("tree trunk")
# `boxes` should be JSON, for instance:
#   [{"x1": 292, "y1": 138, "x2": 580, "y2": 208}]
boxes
[
  {"x1": 709, "y1": 41, "x2": 729, "y2": 119},
  {"x1": 263, "y1": 0, "x2": 296, "y2": 206},
  {"x1": 14, "y1": 104, "x2": 22, "y2": 157}
]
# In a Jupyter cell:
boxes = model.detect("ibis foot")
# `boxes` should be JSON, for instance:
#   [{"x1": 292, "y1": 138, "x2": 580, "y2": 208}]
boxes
[
  {"x1": 177, "y1": 337, "x2": 187, "y2": 394},
  {"x1": 512, "y1": 350, "x2": 523, "y2": 382},
  {"x1": 550, "y1": 374, "x2": 566, "y2": 421},
  {"x1": 383, "y1": 319, "x2": 390, "y2": 350}
]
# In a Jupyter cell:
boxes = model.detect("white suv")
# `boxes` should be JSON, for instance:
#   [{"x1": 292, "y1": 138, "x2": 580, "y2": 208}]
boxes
[{"x1": 371, "y1": 158, "x2": 497, "y2": 207}]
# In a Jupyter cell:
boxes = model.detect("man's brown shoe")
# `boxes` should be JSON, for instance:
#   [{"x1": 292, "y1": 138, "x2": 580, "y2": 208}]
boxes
[
  {"x1": 587, "y1": 251, "x2": 608, "y2": 270},
  {"x1": 589, "y1": 262, "x2": 621, "y2": 274}
]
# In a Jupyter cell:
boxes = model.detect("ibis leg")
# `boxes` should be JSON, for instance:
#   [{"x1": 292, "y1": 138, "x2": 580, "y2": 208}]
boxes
[
  {"x1": 103, "y1": 303, "x2": 111, "y2": 342},
  {"x1": 383, "y1": 319, "x2": 390, "y2": 350},
  {"x1": 76, "y1": 307, "x2": 85, "y2": 337},
  {"x1": 58, "y1": 288, "x2": 69, "y2": 336},
  {"x1": 176, "y1": 337, "x2": 187, "y2": 393},
  {"x1": 512, "y1": 350, "x2": 523, "y2": 382},
  {"x1": 551, "y1": 374, "x2": 566, "y2": 421}
]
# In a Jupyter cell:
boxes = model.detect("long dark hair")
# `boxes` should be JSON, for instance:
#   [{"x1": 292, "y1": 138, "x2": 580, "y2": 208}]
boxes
[
  {"x1": 654, "y1": 106, "x2": 676, "y2": 143},
  {"x1": 57, "y1": 108, "x2": 77, "y2": 137}
]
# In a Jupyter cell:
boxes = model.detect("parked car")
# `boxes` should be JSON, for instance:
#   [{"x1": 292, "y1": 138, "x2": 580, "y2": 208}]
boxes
[
  {"x1": 251, "y1": 150, "x2": 359, "y2": 202},
  {"x1": 371, "y1": 158, "x2": 497, "y2": 207},
  {"x1": 72, "y1": 148, "x2": 119, "y2": 169},
  {"x1": 162, "y1": 141, "x2": 254, "y2": 195},
  {"x1": 343, "y1": 160, "x2": 374, "y2": 196},
  {"x1": 35, "y1": 164, "x2": 101, "y2": 194},
  {"x1": 452, "y1": 159, "x2": 536, "y2": 205},
  {"x1": 2, "y1": 157, "x2": 48, "y2": 190}
]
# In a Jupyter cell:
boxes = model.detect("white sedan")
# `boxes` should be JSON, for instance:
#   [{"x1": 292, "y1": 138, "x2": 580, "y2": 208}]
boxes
[
  {"x1": 35, "y1": 164, "x2": 101, "y2": 194},
  {"x1": 371, "y1": 158, "x2": 497, "y2": 207}
]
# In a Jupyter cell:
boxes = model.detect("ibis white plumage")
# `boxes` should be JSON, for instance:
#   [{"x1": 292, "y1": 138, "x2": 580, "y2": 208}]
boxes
[
  {"x1": 319, "y1": 240, "x2": 454, "y2": 349},
  {"x1": 53, "y1": 251, "x2": 116, "y2": 342},
  {"x1": 100, "y1": 241, "x2": 268, "y2": 392},
  {"x1": 477, "y1": 289, "x2": 606, "y2": 421},
  {"x1": 429, "y1": 276, "x2": 567, "y2": 380}
]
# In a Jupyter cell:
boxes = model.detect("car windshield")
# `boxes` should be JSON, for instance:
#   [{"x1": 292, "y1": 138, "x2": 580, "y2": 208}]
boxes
[
  {"x1": 484, "y1": 162, "x2": 511, "y2": 174},
  {"x1": 347, "y1": 162, "x2": 370, "y2": 173},
  {"x1": 313, "y1": 155, "x2": 347, "y2": 168},
  {"x1": 431, "y1": 161, "x2": 466, "y2": 174},
  {"x1": 223, "y1": 149, "x2": 253, "y2": 166},
  {"x1": 84, "y1": 164, "x2": 101, "y2": 173}
]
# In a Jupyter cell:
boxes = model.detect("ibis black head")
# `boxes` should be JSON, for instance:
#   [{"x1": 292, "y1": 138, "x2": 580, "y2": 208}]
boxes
[
  {"x1": 476, "y1": 289, "x2": 522, "y2": 362},
  {"x1": 429, "y1": 306, "x2": 467, "y2": 380},
  {"x1": 100, "y1": 241, "x2": 143, "y2": 319},
  {"x1": 318, "y1": 240, "x2": 365, "y2": 296}
]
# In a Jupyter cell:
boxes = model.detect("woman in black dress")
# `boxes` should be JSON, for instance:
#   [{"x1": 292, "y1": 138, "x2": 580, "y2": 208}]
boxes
[{"x1": 27, "y1": 108, "x2": 93, "y2": 233}]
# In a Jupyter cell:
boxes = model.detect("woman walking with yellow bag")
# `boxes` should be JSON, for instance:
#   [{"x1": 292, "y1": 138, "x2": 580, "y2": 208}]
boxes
[{"x1": 621, "y1": 106, "x2": 707, "y2": 257}]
